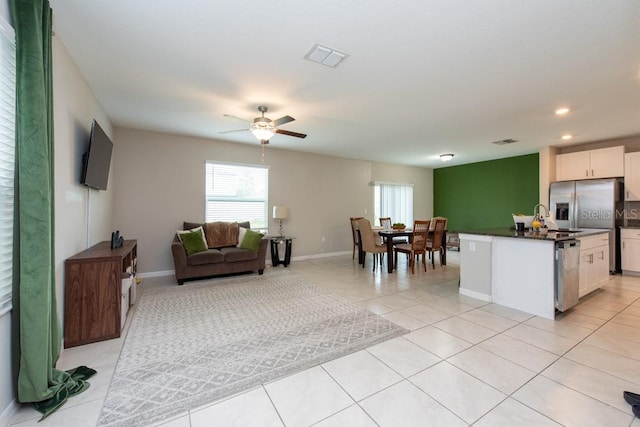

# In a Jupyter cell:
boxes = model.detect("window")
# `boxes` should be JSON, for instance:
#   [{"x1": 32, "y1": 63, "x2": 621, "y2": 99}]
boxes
[
  {"x1": 374, "y1": 182, "x2": 413, "y2": 227},
  {"x1": 205, "y1": 162, "x2": 269, "y2": 232},
  {"x1": 0, "y1": 17, "x2": 15, "y2": 315}
]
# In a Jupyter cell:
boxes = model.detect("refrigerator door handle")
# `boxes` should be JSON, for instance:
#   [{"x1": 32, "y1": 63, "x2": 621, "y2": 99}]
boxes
[{"x1": 570, "y1": 191, "x2": 580, "y2": 228}]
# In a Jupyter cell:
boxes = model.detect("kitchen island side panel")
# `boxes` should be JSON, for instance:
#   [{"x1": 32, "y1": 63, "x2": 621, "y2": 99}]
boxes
[{"x1": 491, "y1": 237, "x2": 556, "y2": 319}]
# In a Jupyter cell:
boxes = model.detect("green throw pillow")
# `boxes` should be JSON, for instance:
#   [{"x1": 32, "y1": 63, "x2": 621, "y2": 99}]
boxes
[
  {"x1": 181, "y1": 230, "x2": 208, "y2": 256},
  {"x1": 238, "y1": 229, "x2": 264, "y2": 252}
]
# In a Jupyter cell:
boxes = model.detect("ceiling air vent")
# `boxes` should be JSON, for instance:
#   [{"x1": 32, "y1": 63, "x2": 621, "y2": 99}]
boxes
[
  {"x1": 492, "y1": 138, "x2": 518, "y2": 145},
  {"x1": 304, "y1": 43, "x2": 349, "y2": 68}
]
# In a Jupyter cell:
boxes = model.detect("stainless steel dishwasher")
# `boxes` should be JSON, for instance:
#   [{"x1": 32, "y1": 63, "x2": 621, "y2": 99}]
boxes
[{"x1": 555, "y1": 239, "x2": 581, "y2": 312}]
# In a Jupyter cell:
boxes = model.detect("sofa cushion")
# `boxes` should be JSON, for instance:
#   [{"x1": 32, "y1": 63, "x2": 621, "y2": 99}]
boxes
[
  {"x1": 187, "y1": 249, "x2": 225, "y2": 266},
  {"x1": 204, "y1": 222, "x2": 239, "y2": 249},
  {"x1": 179, "y1": 229, "x2": 208, "y2": 256},
  {"x1": 176, "y1": 226, "x2": 207, "y2": 250},
  {"x1": 220, "y1": 246, "x2": 258, "y2": 263},
  {"x1": 238, "y1": 229, "x2": 264, "y2": 252},
  {"x1": 237, "y1": 227, "x2": 248, "y2": 247}
]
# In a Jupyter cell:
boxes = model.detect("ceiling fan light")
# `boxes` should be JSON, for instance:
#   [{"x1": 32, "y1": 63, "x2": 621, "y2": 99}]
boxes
[
  {"x1": 250, "y1": 122, "x2": 275, "y2": 141},
  {"x1": 440, "y1": 153, "x2": 454, "y2": 161}
]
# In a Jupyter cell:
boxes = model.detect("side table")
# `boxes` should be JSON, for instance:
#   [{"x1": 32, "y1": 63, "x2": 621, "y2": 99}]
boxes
[{"x1": 269, "y1": 236, "x2": 294, "y2": 267}]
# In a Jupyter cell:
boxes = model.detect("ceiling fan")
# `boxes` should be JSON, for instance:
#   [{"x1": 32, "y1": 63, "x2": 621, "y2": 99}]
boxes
[{"x1": 220, "y1": 106, "x2": 307, "y2": 144}]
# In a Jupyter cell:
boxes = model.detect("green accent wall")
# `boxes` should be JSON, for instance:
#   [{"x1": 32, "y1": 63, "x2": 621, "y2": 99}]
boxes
[{"x1": 434, "y1": 153, "x2": 539, "y2": 231}]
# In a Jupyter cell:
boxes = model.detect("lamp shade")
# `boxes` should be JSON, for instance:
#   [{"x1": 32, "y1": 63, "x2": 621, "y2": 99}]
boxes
[{"x1": 273, "y1": 206, "x2": 288, "y2": 220}]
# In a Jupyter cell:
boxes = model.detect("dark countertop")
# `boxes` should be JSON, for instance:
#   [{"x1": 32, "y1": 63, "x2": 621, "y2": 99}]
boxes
[{"x1": 458, "y1": 227, "x2": 609, "y2": 242}]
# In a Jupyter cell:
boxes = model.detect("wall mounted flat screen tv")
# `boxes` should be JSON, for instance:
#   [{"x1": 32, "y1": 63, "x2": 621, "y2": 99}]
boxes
[{"x1": 81, "y1": 119, "x2": 113, "y2": 191}]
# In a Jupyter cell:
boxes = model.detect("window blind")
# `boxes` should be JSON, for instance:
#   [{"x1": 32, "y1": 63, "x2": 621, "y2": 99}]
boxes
[
  {"x1": 374, "y1": 183, "x2": 414, "y2": 227},
  {"x1": 0, "y1": 17, "x2": 15, "y2": 315},
  {"x1": 205, "y1": 162, "x2": 269, "y2": 231}
]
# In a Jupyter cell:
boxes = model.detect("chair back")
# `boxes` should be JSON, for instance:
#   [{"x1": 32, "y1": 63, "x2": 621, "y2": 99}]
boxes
[
  {"x1": 350, "y1": 216, "x2": 363, "y2": 245},
  {"x1": 411, "y1": 220, "x2": 430, "y2": 251},
  {"x1": 431, "y1": 218, "x2": 447, "y2": 249},
  {"x1": 357, "y1": 218, "x2": 378, "y2": 252},
  {"x1": 429, "y1": 216, "x2": 448, "y2": 231},
  {"x1": 379, "y1": 217, "x2": 392, "y2": 229}
]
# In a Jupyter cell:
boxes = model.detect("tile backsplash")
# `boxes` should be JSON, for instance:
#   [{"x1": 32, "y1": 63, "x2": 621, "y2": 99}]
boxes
[{"x1": 624, "y1": 201, "x2": 640, "y2": 226}]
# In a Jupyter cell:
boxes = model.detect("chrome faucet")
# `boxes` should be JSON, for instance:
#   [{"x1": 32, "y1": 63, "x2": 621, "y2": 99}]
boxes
[{"x1": 533, "y1": 203, "x2": 549, "y2": 221}]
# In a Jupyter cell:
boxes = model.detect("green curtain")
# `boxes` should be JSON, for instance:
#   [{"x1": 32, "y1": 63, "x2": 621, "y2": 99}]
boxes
[{"x1": 10, "y1": 0, "x2": 94, "y2": 420}]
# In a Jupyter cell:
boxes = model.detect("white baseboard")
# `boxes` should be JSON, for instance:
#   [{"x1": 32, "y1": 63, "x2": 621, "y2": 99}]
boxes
[
  {"x1": 136, "y1": 270, "x2": 174, "y2": 279},
  {"x1": 0, "y1": 399, "x2": 18, "y2": 427},
  {"x1": 459, "y1": 288, "x2": 492, "y2": 302},
  {"x1": 140, "y1": 252, "x2": 354, "y2": 276},
  {"x1": 288, "y1": 251, "x2": 351, "y2": 261}
]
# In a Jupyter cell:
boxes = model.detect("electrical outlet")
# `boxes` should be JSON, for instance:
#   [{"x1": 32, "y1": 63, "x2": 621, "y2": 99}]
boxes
[
  {"x1": 469, "y1": 242, "x2": 476, "y2": 252},
  {"x1": 364, "y1": 208, "x2": 368, "y2": 214},
  {"x1": 321, "y1": 236, "x2": 326, "y2": 243}
]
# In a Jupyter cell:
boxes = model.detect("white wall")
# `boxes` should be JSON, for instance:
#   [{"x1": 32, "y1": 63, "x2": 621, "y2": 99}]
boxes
[
  {"x1": 0, "y1": 8, "x2": 113, "y2": 421},
  {"x1": 112, "y1": 127, "x2": 434, "y2": 275}
]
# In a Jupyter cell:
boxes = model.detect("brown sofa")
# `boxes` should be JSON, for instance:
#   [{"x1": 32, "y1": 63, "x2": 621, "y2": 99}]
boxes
[{"x1": 171, "y1": 221, "x2": 268, "y2": 285}]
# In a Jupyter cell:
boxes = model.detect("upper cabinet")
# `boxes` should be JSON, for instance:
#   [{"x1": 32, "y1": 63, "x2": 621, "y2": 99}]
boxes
[
  {"x1": 625, "y1": 152, "x2": 640, "y2": 201},
  {"x1": 556, "y1": 146, "x2": 624, "y2": 181}
]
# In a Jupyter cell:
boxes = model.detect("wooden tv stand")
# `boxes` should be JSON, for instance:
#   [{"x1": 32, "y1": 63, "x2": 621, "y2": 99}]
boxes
[{"x1": 64, "y1": 239, "x2": 137, "y2": 348}]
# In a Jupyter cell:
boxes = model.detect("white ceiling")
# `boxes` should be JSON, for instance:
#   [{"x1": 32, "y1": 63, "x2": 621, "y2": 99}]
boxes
[{"x1": 49, "y1": 0, "x2": 640, "y2": 168}]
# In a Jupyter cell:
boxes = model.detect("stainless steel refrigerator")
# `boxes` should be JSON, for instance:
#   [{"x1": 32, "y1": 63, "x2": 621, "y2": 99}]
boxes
[{"x1": 549, "y1": 178, "x2": 624, "y2": 273}]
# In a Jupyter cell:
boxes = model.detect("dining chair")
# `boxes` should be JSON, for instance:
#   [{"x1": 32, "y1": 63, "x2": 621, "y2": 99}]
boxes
[
  {"x1": 379, "y1": 217, "x2": 408, "y2": 245},
  {"x1": 350, "y1": 216, "x2": 363, "y2": 260},
  {"x1": 427, "y1": 216, "x2": 448, "y2": 259},
  {"x1": 426, "y1": 218, "x2": 447, "y2": 268},
  {"x1": 394, "y1": 220, "x2": 430, "y2": 274},
  {"x1": 358, "y1": 218, "x2": 387, "y2": 271}
]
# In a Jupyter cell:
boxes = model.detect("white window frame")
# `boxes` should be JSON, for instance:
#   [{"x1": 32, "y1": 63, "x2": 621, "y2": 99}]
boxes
[
  {"x1": 205, "y1": 161, "x2": 269, "y2": 233},
  {"x1": 373, "y1": 181, "x2": 414, "y2": 227},
  {"x1": 0, "y1": 16, "x2": 15, "y2": 315}
]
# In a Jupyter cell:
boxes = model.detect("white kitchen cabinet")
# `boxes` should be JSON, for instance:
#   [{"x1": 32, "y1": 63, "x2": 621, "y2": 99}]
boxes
[
  {"x1": 624, "y1": 152, "x2": 640, "y2": 201},
  {"x1": 577, "y1": 233, "x2": 609, "y2": 297},
  {"x1": 621, "y1": 228, "x2": 640, "y2": 274},
  {"x1": 556, "y1": 146, "x2": 624, "y2": 181}
]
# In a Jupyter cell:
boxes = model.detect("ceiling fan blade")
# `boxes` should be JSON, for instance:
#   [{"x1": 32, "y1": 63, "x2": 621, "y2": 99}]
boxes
[
  {"x1": 218, "y1": 128, "x2": 249, "y2": 134},
  {"x1": 276, "y1": 129, "x2": 307, "y2": 139},
  {"x1": 272, "y1": 115, "x2": 295, "y2": 127},
  {"x1": 223, "y1": 114, "x2": 251, "y2": 123}
]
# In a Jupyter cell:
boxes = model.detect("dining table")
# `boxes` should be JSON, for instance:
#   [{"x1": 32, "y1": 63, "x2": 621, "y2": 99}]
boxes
[{"x1": 378, "y1": 228, "x2": 447, "y2": 273}]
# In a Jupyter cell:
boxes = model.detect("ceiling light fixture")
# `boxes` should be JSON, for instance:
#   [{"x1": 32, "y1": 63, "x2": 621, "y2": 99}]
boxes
[
  {"x1": 250, "y1": 120, "x2": 275, "y2": 141},
  {"x1": 561, "y1": 134, "x2": 573, "y2": 140},
  {"x1": 249, "y1": 106, "x2": 276, "y2": 141},
  {"x1": 555, "y1": 107, "x2": 570, "y2": 115},
  {"x1": 440, "y1": 154, "x2": 454, "y2": 162}
]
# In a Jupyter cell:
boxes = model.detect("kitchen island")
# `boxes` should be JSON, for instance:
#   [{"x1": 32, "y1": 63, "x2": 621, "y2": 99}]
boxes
[{"x1": 459, "y1": 228, "x2": 609, "y2": 319}]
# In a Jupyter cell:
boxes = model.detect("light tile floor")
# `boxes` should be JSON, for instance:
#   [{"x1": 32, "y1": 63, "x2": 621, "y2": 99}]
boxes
[{"x1": 8, "y1": 251, "x2": 640, "y2": 426}]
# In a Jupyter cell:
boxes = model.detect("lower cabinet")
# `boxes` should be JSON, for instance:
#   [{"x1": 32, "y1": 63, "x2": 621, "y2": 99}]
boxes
[
  {"x1": 64, "y1": 239, "x2": 137, "y2": 348},
  {"x1": 622, "y1": 228, "x2": 640, "y2": 273},
  {"x1": 578, "y1": 233, "x2": 609, "y2": 298}
]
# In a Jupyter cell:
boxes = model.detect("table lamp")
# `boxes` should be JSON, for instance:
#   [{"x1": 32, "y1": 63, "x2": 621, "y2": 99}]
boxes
[{"x1": 273, "y1": 206, "x2": 288, "y2": 236}]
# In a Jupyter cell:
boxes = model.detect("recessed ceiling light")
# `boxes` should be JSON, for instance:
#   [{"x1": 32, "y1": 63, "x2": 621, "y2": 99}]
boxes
[
  {"x1": 555, "y1": 107, "x2": 570, "y2": 115},
  {"x1": 440, "y1": 154, "x2": 454, "y2": 161},
  {"x1": 561, "y1": 134, "x2": 573, "y2": 140}
]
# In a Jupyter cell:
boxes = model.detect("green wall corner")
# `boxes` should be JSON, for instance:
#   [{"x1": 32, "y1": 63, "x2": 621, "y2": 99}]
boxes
[{"x1": 434, "y1": 153, "x2": 539, "y2": 231}]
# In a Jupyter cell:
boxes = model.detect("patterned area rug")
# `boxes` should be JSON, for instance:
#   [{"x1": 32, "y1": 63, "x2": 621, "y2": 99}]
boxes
[{"x1": 97, "y1": 271, "x2": 407, "y2": 426}]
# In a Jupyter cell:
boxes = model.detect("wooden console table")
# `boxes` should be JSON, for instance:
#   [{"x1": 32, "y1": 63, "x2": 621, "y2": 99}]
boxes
[{"x1": 64, "y1": 239, "x2": 137, "y2": 348}]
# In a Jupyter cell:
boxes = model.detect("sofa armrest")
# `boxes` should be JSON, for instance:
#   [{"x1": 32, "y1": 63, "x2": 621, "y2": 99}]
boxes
[
  {"x1": 171, "y1": 241, "x2": 188, "y2": 277},
  {"x1": 257, "y1": 238, "x2": 268, "y2": 267}
]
